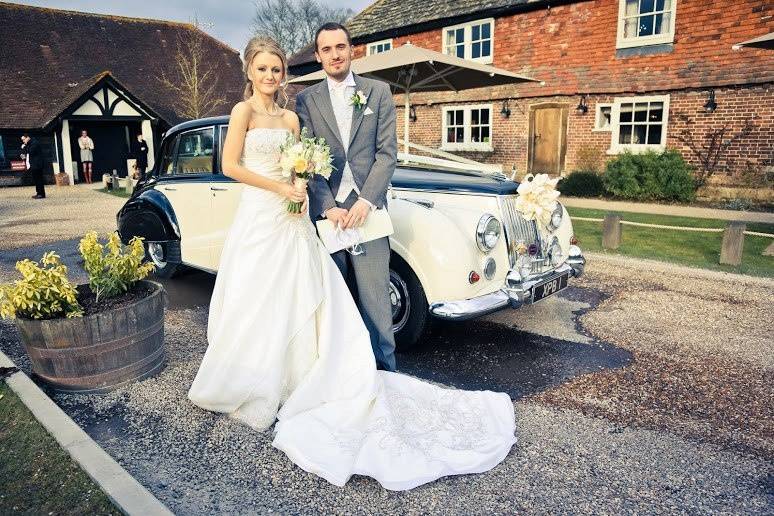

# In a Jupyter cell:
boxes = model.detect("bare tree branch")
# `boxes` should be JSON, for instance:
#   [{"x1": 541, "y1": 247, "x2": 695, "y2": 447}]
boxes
[
  {"x1": 156, "y1": 16, "x2": 228, "y2": 120},
  {"x1": 251, "y1": 0, "x2": 354, "y2": 55}
]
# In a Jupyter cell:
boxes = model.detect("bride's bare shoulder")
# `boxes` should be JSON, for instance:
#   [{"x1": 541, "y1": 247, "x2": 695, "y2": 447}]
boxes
[
  {"x1": 280, "y1": 108, "x2": 300, "y2": 133},
  {"x1": 230, "y1": 102, "x2": 253, "y2": 124}
]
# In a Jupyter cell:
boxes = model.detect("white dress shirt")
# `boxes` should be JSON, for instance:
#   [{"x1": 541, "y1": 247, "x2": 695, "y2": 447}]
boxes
[{"x1": 327, "y1": 72, "x2": 359, "y2": 204}]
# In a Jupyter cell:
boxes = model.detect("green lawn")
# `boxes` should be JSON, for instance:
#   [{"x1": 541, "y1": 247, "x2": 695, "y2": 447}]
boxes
[
  {"x1": 0, "y1": 382, "x2": 120, "y2": 515},
  {"x1": 97, "y1": 187, "x2": 132, "y2": 198},
  {"x1": 567, "y1": 207, "x2": 774, "y2": 278}
]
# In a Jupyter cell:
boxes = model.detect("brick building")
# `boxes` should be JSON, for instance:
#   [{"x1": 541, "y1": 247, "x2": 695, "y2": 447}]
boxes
[
  {"x1": 0, "y1": 2, "x2": 243, "y2": 185},
  {"x1": 289, "y1": 0, "x2": 774, "y2": 189}
]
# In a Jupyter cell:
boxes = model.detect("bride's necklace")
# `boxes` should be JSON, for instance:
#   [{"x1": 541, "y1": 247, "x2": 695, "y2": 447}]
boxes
[{"x1": 249, "y1": 98, "x2": 282, "y2": 118}]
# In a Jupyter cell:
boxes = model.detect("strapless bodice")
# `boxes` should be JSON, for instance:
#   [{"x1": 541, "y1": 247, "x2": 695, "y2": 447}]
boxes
[{"x1": 241, "y1": 127, "x2": 291, "y2": 181}]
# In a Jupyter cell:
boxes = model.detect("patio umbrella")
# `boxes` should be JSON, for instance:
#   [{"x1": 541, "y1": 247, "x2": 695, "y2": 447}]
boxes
[
  {"x1": 732, "y1": 32, "x2": 774, "y2": 50},
  {"x1": 289, "y1": 43, "x2": 540, "y2": 157}
]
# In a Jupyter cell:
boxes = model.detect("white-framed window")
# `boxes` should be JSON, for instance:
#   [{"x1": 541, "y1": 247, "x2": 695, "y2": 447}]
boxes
[
  {"x1": 616, "y1": 0, "x2": 676, "y2": 49},
  {"x1": 594, "y1": 103, "x2": 612, "y2": 131},
  {"x1": 367, "y1": 39, "x2": 392, "y2": 55},
  {"x1": 609, "y1": 95, "x2": 670, "y2": 153},
  {"x1": 442, "y1": 18, "x2": 494, "y2": 63},
  {"x1": 441, "y1": 104, "x2": 493, "y2": 151}
]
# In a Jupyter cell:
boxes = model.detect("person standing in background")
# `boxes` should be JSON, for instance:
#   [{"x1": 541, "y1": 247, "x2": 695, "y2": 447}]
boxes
[
  {"x1": 78, "y1": 129, "x2": 94, "y2": 184},
  {"x1": 133, "y1": 133, "x2": 149, "y2": 180},
  {"x1": 21, "y1": 134, "x2": 45, "y2": 199}
]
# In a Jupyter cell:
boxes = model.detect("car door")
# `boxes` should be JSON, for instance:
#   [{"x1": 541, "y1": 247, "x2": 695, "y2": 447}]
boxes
[
  {"x1": 207, "y1": 124, "x2": 243, "y2": 270},
  {"x1": 156, "y1": 127, "x2": 215, "y2": 269}
]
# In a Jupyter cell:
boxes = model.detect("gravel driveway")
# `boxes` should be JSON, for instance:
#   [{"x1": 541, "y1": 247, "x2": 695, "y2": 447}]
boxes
[{"x1": 0, "y1": 186, "x2": 771, "y2": 514}]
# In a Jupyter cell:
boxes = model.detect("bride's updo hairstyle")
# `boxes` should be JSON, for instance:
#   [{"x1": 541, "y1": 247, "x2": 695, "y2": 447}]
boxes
[{"x1": 243, "y1": 36, "x2": 289, "y2": 108}]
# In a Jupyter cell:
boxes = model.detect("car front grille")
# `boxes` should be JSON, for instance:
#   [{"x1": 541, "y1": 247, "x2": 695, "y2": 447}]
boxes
[{"x1": 498, "y1": 195, "x2": 544, "y2": 270}]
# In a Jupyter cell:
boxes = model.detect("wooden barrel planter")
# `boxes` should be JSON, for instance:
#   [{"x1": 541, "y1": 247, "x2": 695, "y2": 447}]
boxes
[{"x1": 15, "y1": 280, "x2": 166, "y2": 393}]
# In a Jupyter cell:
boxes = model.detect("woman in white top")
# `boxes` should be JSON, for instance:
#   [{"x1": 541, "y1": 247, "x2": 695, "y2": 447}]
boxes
[{"x1": 78, "y1": 129, "x2": 95, "y2": 184}]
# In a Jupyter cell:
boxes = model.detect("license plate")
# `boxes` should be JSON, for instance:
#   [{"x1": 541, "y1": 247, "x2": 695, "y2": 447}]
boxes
[{"x1": 532, "y1": 272, "x2": 569, "y2": 302}]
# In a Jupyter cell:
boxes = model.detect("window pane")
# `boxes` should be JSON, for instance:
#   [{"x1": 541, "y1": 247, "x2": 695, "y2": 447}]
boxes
[
  {"x1": 647, "y1": 124, "x2": 662, "y2": 144},
  {"x1": 656, "y1": 0, "x2": 666, "y2": 10},
  {"x1": 472, "y1": 42, "x2": 481, "y2": 58},
  {"x1": 445, "y1": 30, "x2": 456, "y2": 46},
  {"x1": 456, "y1": 45, "x2": 465, "y2": 58},
  {"x1": 633, "y1": 124, "x2": 647, "y2": 144},
  {"x1": 640, "y1": 0, "x2": 655, "y2": 13},
  {"x1": 482, "y1": 22, "x2": 491, "y2": 39},
  {"x1": 625, "y1": 0, "x2": 638, "y2": 16},
  {"x1": 599, "y1": 106, "x2": 612, "y2": 129},
  {"x1": 481, "y1": 126, "x2": 490, "y2": 141},
  {"x1": 649, "y1": 102, "x2": 663, "y2": 121},
  {"x1": 619, "y1": 125, "x2": 633, "y2": 144},
  {"x1": 456, "y1": 111, "x2": 464, "y2": 125},
  {"x1": 472, "y1": 25, "x2": 480, "y2": 40},
  {"x1": 456, "y1": 128, "x2": 464, "y2": 141},
  {"x1": 634, "y1": 103, "x2": 648, "y2": 122},
  {"x1": 384, "y1": 42, "x2": 391, "y2": 50},
  {"x1": 660, "y1": 13, "x2": 671, "y2": 34},
  {"x1": 176, "y1": 129, "x2": 213, "y2": 174},
  {"x1": 447, "y1": 111, "x2": 455, "y2": 125},
  {"x1": 482, "y1": 40, "x2": 491, "y2": 57},
  {"x1": 456, "y1": 28, "x2": 464, "y2": 43},
  {"x1": 481, "y1": 108, "x2": 489, "y2": 124},
  {"x1": 472, "y1": 127, "x2": 480, "y2": 142},
  {"x1": 471, "y1": 109, "x2": 479, "y2": 125},
  {"x1": 620, "y1": 103, "x2": 633, "y2": 123},
  {"x1": 639, "y1": 15, "x2": 655, "y2": 37},
  {"x1": 446, "y1": 128, "x2": 455, "y2": 143}
]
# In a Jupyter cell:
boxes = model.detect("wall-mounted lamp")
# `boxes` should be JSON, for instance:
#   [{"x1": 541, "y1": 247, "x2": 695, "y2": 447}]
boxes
[
  {"x1": 500, "y1": 99, "x2": 511, "y2": 118},
  {"x1": 703, "y1": 90, "x2": 717, "y2": 113},
  {"x1": 409, "y1": 105, "x2": 417, "y2": 122},
  {"x1": 575, "y1": 94, "x2": 588, "y2": 115}
]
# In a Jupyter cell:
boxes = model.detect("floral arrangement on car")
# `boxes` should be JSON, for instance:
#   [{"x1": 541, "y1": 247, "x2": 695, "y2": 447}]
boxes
[
  {"x1": 279, "y1": 128, "x2": 335, "y2": 213},
  {"x1": 514, "y1": 173, "x2": 561, "y2": 231}
]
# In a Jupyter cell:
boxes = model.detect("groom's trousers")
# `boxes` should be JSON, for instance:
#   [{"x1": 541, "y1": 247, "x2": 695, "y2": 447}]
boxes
[{"x1": 329, "y1": 201, "x2": 396, "y2": 372}]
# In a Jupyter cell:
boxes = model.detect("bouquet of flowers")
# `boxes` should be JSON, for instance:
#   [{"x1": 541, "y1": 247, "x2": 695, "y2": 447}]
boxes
[
  {"x1": 279, "y1": 128, "x2": 334, "y2": 213},
  {"x1": 514, "y1": 173, "x2": 560, "y2": 230}
]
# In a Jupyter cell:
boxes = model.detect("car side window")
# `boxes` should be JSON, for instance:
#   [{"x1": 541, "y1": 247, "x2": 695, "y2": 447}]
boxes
[
  {"x1": 158, "y1": 136, "x2": 177, "y2": 176},
  {"x1": 218, "y1": 125, "x2": 228, "y2": 169},
  {"x1": 174, "y1": 127, "x2": 214, "y2": 175}
]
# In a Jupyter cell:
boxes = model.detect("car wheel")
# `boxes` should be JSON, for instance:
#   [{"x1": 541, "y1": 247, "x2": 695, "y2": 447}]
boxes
[
  {"x1": 390, "y1": 257, "x2": 429, "y2": 352},
  {"x1": 145, "y1": 241, "x2": 180, "y2": 279}
]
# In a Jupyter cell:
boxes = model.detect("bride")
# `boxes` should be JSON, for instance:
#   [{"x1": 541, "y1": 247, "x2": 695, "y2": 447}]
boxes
[{"x1": 187, "y1": 36, "x2": 516, "y2": 491}]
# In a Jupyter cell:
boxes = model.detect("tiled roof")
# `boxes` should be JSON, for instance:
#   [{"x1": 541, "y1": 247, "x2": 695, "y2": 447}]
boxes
[
  {"x1": 0, "y1": 2, "x2": 244, "y2": 129},
  {"x1": 347, "y1": 0, "x2": 547, "y2": 40}
]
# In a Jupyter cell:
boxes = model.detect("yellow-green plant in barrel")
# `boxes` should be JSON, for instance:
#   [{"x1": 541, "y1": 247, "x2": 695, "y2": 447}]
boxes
[{"x1": 79, "y1": 231, "x2": 155, "y2": 303}]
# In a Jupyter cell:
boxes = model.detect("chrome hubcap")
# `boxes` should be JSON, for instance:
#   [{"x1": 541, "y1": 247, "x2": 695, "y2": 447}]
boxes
[
  {"x1": 147, "y1": 242, "x2": 167, "y2": 268},
  {"x1": 389, "y1": 270, "x2": 410, "y2": 333}
]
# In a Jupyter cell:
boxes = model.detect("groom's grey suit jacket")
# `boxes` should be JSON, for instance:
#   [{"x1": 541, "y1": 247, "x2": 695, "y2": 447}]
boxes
[{"x1": 295, "y1": 74, "x2": 397, "y2": 218}]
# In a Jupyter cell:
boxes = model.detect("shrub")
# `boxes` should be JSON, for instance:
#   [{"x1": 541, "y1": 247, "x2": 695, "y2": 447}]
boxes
[
  {"x1": 603, "y1": 149, "x2": 695, "y2": 202},
  {"x1": 79, "y1": 232, "x2": 155, "y2": 303},
  {"x1": 0, "y1": 252, "x2": 82, "y2": 320},
  {"x1": 558, "y1": 171, "x2": 606, "y2": 197}
]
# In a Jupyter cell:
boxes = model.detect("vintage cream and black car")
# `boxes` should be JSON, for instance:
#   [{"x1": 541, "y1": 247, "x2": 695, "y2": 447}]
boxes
[{"x1": 117, "y1": 116, "x2": 586, "y2": 350}]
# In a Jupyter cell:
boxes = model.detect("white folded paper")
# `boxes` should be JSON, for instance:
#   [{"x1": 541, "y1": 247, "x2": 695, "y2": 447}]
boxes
[{"x1": 316, "y1": 209, "x2": 394, "y2": 253}]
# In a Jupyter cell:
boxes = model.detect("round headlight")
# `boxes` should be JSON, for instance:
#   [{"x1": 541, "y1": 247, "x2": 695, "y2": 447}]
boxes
[
  {"x1": 483, "y1": 257, "x2": 497, "y2": 280},
  {"x1": 549, "y1": 236, "x2": 563, "y2": 266},
  {"x1": 476, "y1": 215, "x2": 501, "y2": 252},
  {"x1": 548, "y1": 203, "x2": 563, "y2": 232}
]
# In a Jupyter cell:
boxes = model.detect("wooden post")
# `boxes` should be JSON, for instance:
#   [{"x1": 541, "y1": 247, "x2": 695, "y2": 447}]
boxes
[
  {"x1": 602, "y1": 212, "x2": 622, "y2": 250},
  {"x1": 720, "y1": 222, "x2": 746, "y2": 265}
]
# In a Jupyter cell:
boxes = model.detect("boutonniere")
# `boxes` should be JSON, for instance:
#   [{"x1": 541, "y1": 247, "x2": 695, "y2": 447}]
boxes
[{"x1": 350, "y1": 90, "x2": 368, "y2": 110}]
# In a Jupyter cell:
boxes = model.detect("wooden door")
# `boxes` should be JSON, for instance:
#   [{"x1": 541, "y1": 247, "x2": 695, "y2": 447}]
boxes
[{"x1": 529, "y1": 105, "x2": 568, "y2": 175}]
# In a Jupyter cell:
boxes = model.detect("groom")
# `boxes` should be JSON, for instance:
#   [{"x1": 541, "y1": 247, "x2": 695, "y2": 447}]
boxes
[{"x1": 295, "y1": 22, "x2": 398, "y2": 372}]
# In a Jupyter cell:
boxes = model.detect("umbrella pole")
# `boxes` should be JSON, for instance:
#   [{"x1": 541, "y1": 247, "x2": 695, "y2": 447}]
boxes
[{"x1": 403, "y1": 91, "x2": 410, "y2": 162}]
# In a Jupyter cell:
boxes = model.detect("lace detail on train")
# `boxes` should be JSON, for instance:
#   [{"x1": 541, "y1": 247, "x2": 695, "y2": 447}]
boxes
[{"x1": 189, "y1": 127, "x2": 517, "y2": 491}]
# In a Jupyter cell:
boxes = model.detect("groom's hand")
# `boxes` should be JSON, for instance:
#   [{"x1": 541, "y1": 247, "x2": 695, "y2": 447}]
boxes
[
  {"x1": 343, "y1": 199, "x2": 371, "y2": 229},
  {"x1": 325, "y1": 207, "x2": 349, "y2": 228}
]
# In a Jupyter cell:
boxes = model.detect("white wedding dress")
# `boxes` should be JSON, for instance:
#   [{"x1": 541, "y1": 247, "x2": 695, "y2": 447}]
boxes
[{"x1": 188, "y1": 128, "x2": 516, "y2": 490}]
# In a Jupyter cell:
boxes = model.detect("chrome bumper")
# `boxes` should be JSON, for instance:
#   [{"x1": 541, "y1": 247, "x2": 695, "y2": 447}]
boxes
[{"x1": 429, "y1": 250, "x2": 586, "y2": 321}]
